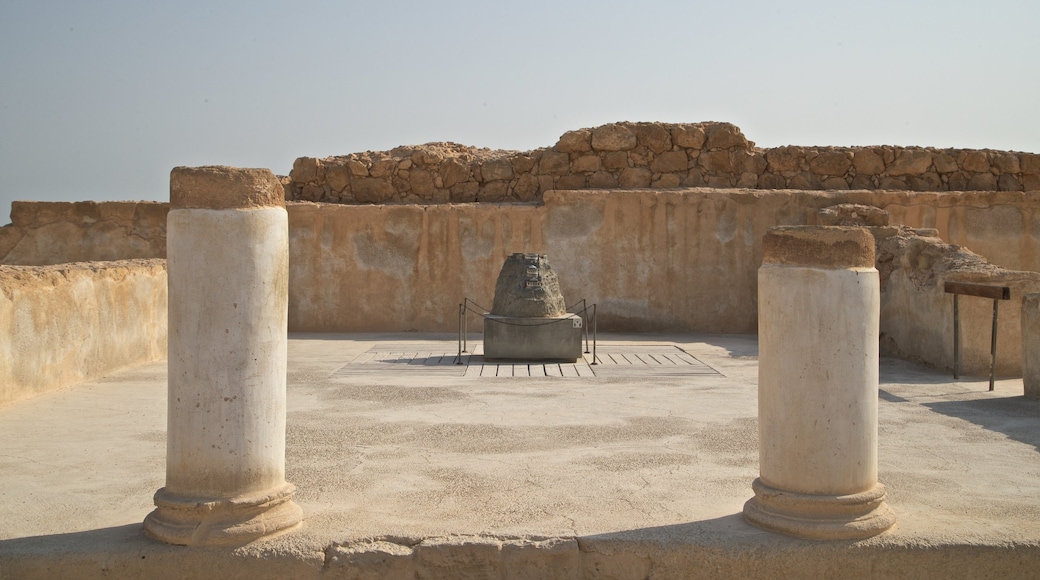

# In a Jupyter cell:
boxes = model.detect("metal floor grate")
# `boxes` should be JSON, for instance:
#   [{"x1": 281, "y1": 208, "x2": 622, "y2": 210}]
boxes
[{"x1": 332, "y1": 343, "x2": 720, "y2": 379}]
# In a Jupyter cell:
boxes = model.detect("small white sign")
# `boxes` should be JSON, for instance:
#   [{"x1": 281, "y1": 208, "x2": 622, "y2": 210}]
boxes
[{"x1": 573, "y1": 318, "x2": 583, "y2": 328}]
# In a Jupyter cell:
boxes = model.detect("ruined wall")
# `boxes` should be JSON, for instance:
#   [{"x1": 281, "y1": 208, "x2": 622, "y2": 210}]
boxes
[
  {"x1": 0, "y1": 201, "x2": 168, "y2": 266},
  {"x1": 877, "y1": 229, "x2": 1040, "y2": 376},
  {"x1": 287, "y1": 122, "x2": 1040, "y2": 205},
  {"x1": 0, "y1": 192, "x2": 1033, "y2": 379},
  {"x1": 0, "y1": 260, "x2": 168, "y2": 406},
  {"x1": 283, "y1": 190, "x2": 828, "y2": 333}
]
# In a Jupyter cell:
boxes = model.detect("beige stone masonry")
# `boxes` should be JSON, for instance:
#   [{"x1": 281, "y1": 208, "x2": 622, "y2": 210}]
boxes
[
  {"x1": 286, "y1": 122, "x2": 1040, "y2": 205},
  {"x1": 170, "y1": 166, "x2": 285, "y2": 210}
]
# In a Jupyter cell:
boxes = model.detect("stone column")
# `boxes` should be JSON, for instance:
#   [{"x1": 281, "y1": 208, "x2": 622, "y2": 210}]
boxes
[
  {"x1": 1023, "y1": 293, "x2": 1040, "y2": 400},
  {"x1": 743, "y1": 226, "x2": 895, "y2": 540},
  {"x1": 144, "y1": 166, "x2": 302, "y2": 546}
]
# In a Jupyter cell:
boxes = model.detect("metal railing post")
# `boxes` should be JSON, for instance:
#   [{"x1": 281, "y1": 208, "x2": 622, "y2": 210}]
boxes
[
  {"x1": 990, "y1": 299, "x2": 999, "y2": 391},
  {"x1": 953, "y1": 294, "x2": 960, "y2": 380}
]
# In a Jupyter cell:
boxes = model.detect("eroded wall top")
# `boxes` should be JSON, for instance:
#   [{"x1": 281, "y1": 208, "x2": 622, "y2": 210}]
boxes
[{"x1": 287, "y1": 122, "x2": 1040, "y2": 204}]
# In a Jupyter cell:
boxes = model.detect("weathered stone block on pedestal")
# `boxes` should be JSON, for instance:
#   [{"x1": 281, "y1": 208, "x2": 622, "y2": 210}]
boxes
[
  {"x1": 483, "y1": 252, "x2": 582, "y2": 361},
  {"x1": 483, "y1": 314, "x2": 583, "y2": 362}
]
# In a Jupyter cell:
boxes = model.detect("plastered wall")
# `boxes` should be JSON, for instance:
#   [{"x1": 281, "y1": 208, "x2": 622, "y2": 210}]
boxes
[
  {"x1": 0, "y1": 260, "x2": 167, "y2": 406},
  {"x1": 3, "y1": 189, "x2": 1039, "y2": 381}
]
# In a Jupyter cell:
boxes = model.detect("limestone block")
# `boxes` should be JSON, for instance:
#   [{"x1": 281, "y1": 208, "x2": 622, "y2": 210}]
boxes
[
  {"x1": 650, "y1": 151, "x2": 688, "y2": 173},
  {"x1": 998, "y1": 174, "x2": 1023, "y2": 192},
  {"x1": 934, "y1": 152, "x2": 959, "y2": 174},
  {"x1": 439, "y1": 159, "x2": 470, "y2": 188},
  {"x1": 539, "y1": 151, "x2": 571, "y2": 176},
  {"x1": 369, "y1": 159, "x2": 396, "y2": 178},
  {"x1": 671, "y1": 124, "x2": 706, "y2": 149},
  {"x1": 588, "y1": 171, "x2": 618, "y2": 188},
  {"x1": 591, "y1": 124, "x2": 636, "y2": 151},
  {"x1": 853, "y1": 149, "x2": 885, "y2": 176},
  {"x1": 699, "y1": 150, "x2": 732, "y2": 173},
  {"x1": 291, "y1": 157, "x2": 321, "y2": 184},
  {"x1": 556, "y1": 174, "x2": 587, "y2": 190},
  {"x1": 325, "y1": 164, "x2": 350, "y2": 193},
  {"x1": 967, "y1": 173, "x2": 998, "y2": 191},
  {"x1": 909, "y1": 173, "x2": 942, "y2": 192},
  {"x1": 821, "y1": 177, "x2": 850, "y2": 190},
  {"x1": 992, "y1": 153, "x2": 1021, "y2": 174},
  {"x1": 705, "y1": 123, "x2": 747, "y2": 150},
  {"x1": 346, "y1": 159, "x2": 369, "y2": 177},
  {"x1": 603, "y1": 151, "x2": 629, "y2": 170},
  {"x1": 479, "y1": 181, "x2": 509, "y2": 201},
  {"x1": 887, "y1": 150, "x2": 933, "y2": 176},
  {"x1": 652, "y1": 173, "x2": 682, "y2": 188},
  {"x1": 571, "y1": 155, "x2": 601, "y2": 173},
  {"x1": 618, "y1": 167, "x2": 651, "y2": 188},
  {"x1": 353, "y1": 177, "x2": 395, "y2": 202},
  {"x1": 410, "y1": 169, "x2": 436, "y2": 198},
  {"x1": 510, "y1": 155, "x2": 536, "y2": 173},
  {"x1": 514, "y1": 174, "x2": 539, "y2": 201},
  {"x1": 961, "y1": 150, "x2": 991, "y2": 173},
  {"x1": 810, "y1": 151, "x2": 852, "y2": 176},
  {"x1": 766, "y1": 146, "x2": 804, "y2": 173},
  {"x1": 1020, "y1": 153, "x2": 1040, "y2": 175},
  {"x1": 555, "y1": 129, "x2": 592, "y2": 153},
  {"x1": 631, "y1": 123, "x2": 672, "y2": 154},
  {"x1": 481, "y1": 158, "x2": 514, "y2": 181}
]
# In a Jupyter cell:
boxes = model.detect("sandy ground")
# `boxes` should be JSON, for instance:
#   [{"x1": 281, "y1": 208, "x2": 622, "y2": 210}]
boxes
[{"x1": 1, "y1": 333, "x2": 1039, "y2": 578}]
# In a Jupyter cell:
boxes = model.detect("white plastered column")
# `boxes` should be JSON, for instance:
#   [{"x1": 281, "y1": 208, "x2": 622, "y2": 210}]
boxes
[
  {"x1": 143, "y1": 166, "x2": 302, "y2": 546},
  {"x1": 743, "y1": 226, "x2": 895, "y2": 540}
]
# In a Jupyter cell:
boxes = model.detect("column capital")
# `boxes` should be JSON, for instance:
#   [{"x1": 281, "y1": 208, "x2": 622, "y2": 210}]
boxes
[
  {"x1": 170, "y1": 166, "x2": 285, "y2": 210},
  {"x1": 762, "y1": 226, "x2": 874, "y2": 269}
]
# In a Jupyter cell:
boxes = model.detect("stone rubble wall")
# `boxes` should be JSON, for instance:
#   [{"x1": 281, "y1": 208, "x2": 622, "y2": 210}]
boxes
[
  {"x1": 0, "y1": 259, "x2": 168, "y2": 406},
  {"x1": 287, "y1": 122, "x2": 1040, "y2": 205},
  {"x1": 0, "y1": 201, "x2": 168, "y2": 266}
]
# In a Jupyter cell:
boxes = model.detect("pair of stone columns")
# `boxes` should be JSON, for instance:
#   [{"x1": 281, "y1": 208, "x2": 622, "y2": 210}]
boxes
[
  {"x1": 143, "y1": 167, "x2": 302, "y2": 546},
  {"x1": 141, "y1": 169, "x2": 892, "y2": 544}
]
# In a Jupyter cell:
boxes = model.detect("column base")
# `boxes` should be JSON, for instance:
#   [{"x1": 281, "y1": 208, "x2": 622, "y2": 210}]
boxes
[
  {"x1": 143, "y1": 482, "x2": 303, "y2": 547},
  {"x1": 742, "y1": 478, "x2": 896, "y2": 540}
]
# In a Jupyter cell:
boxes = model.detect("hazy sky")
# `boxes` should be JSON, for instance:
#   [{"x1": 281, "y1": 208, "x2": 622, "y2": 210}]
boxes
[{"x1": 2, "y1": 0, "x2": 1038, "y2": 223}]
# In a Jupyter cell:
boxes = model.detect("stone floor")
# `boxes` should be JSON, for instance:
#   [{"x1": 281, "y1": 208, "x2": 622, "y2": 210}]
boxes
[{"x1": 1, "y1": 333, "x2": 1039, "y2": 579}]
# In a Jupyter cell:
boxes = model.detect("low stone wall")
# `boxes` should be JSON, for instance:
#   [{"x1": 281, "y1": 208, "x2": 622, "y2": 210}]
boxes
[
  {"x1": 877, "y1": 229, "x2": 1040, "y2": 376},
  {"x1": 0, "y1": 260, "x2": 167, "y2": 407},
  {"x1": 287, "y1": 122, "x2": 1040, "y2": 205},
  {"x1": 0, "y1": 201, "x2": 168, "y2": 266}
]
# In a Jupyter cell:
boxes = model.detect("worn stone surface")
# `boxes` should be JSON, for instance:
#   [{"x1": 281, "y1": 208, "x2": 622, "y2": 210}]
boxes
[
  {"x1": 762, "y1": 226, "x2": 875, "y2": 269},
  {"x1": 490, "y1": 253, "x2": 567, "y2": 318},
  {"x1": 817, "y1": 204, "x2": 890, "y2": 227},
  {"x1": 2, "y1": 333, "x2": 1040, "y2": 577},
  {"x1": 171, "y1": 166, "x2": 285, "y2": 209}
]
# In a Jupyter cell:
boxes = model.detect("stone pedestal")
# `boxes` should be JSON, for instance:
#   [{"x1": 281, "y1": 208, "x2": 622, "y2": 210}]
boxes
[
  {"x1": 1023, "y1": 293, "x2": 1040, "y2": 400},
  {"x1": 143, "y1": 166, "x2": 302, "y2": 546},
  {"x1": 743, "y1": 226, "x2": 895, "y2": 540},
  {"x1": 483, "y1": 314, "x2": 583, "y2": 361}
]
